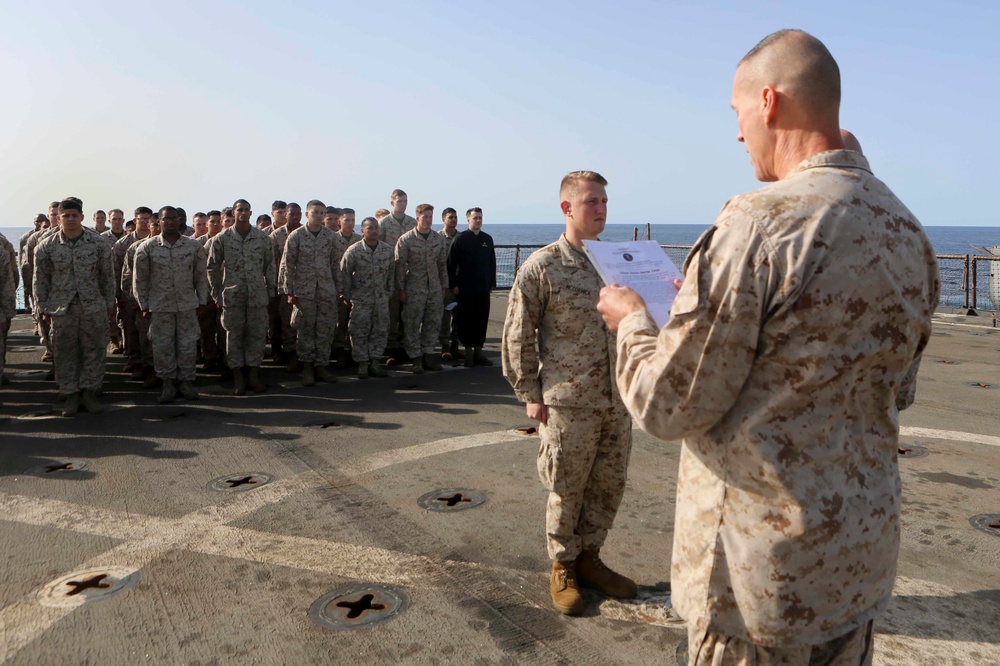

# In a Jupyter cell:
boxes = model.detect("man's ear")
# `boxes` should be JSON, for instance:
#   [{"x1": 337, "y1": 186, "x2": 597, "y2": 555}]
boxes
[
  {"x1": 761, "y1": 85, "x2": 778, "y2": 128},
  {"x1": 560, "y1": 200, "x2": 571, "y2": 216}
]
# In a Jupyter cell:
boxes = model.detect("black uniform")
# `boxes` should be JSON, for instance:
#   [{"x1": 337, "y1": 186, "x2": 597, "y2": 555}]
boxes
[{"x1": 447, "y1": 230, "x2": 496, "y2": 348}]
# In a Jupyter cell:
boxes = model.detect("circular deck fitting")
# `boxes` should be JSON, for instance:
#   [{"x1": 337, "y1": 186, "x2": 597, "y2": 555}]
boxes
[
  {"x1": 675, "y1": 638, "x2": 689, "y2": 665},
  {"x1": 38, "y1": 566, "x2": 140, "y2": 608},
  {"x1": 969, "y1": 514, "x2": 1000, "y2": 538},
  {"x1": 897, "y1": 444, "x2": 928, "y2": 459},
  {"x1": 25, "y1": 459, "x2": 92, "y2": 477},
  {"x1": 309, "y1": 583, "x2": 409, "y2": 631},
  {"x1": 967, "y1": 382, "x2": 996, "y2": 389},
  {"x1": 417, "y1": 488, "x2": 487, "y2": 512},
  {"x1": 207, "y1": 472, "x2": 273, "y2": 493},
  {"x1": 510, "y1": 425, "x2": 539, "y2": 436}
]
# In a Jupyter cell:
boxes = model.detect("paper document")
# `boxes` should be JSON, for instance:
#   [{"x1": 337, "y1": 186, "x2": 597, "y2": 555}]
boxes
[{"x1": 581, "y1": 240, "x2": 683, "y2": 329}]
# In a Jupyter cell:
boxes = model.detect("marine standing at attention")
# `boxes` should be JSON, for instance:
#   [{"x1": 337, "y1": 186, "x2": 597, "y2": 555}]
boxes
[
  {"x1": 597, "y1": 29, "x2": 940, "y2": 664},
  {"x1": 207, "y1": 198, "x2": 276, "y2": 395},
  {"x1": 34, "y1": 198, "x2": 115, "y2": 417},
  {"x1": 341, "y1": 217, "x2": 394, "y2": 379},
  {"x1": 279, "y1": 199, "x2": 343, "y2": 386},
  {"x1": 133, "y1": 206, "x2": 209, "y2": 403},
  {"x1": 502, "y1": 170, "x2": 637, "y2": 616},
  {"x1": 395, "y1": 203, "x2": 447, "y2": 374}
]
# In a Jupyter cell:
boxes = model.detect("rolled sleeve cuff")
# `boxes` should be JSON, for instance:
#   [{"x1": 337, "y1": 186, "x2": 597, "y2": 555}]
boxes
[
  {"x1": 514, "y1": 388, "x2": 544, "y2": 405},
  {"x1": 617, "y1": 309, "x2": 659, "y2": 340}
]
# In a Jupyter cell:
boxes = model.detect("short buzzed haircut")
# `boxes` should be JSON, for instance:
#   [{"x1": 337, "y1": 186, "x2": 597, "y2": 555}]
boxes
[
  {"x1": 194, "y1": 212, "x2": 207, "y2": 219},
  {"x1": 325, "y1": 206, "x2": 339, "y2": 215},
  {"x1": 415, "y1": 203, "x2": 433, "y2": 216},
  {"x1": 287, "y1": 202, "x2": 301, "y2": 211},
  {"x1": 375, "y1": 208, "x2": 390, "y2": 219},
  {"x1": 95, "y1": 209, "x2": 106, "y2": 216},
  {"x1": 361, "y1": 216, "x2": 378, "y2": 230},
  {"x1": 109, "y1": 208, "x2": 124, "y2": 216},
  {"x1": 271, "y1": 200, "x2": 287, "y2": 211},
  {"x1": 466, "y1": 207, "x2": 482, "y2": 218},
  {"x1": 58, "y1": 199, "x2": 82, "y2": 213},
  {"x1": 560, "y1": 170, "x2": 608, "y2": 199},
  {"x1": 442, "y1": 207, "x2": 456, "y2": 218},
  {"x1": 206, "y1": 210, "x2": 221, "y2": 217},
  {"x1": 306, "y1": 199, "x2": 325, "y2": 209},
  {"x1": 339, "y1": 208, "x2": 355, "y2": 216},
  {"x1": 233, "y1": 199, "x2": 250, "y2": 208},
  {"x1": 390, "y1": 189, "x2": 407, "y2": 200},
  {"x1": 738, "y1": 29, "x2": 841, "y2": 112},
  {"x1": 135, "y1": 206, "x2": 153, "y2": 216},
  {"x1": 159, "y1": 205, "x2": 177, "y2": 217}
]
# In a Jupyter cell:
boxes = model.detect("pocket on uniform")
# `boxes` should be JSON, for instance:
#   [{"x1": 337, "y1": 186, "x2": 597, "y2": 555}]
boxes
[{"x1": 536, "y1": 423, "x2": 566, "y2": 494}]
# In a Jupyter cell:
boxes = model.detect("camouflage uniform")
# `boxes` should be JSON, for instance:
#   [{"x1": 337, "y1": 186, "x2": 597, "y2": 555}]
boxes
[
  {"x1": 502, "y1": 234, "x2": 632, "y2": 561},
  {"x1": 439, "y1": 228, "x2": 460, "y2": 348},
  {"x1": 612, "y1": 151, "x2": 941, "y2": 650},
  {"x1": 395, "y1": 228, "x2": 447, "y2": 359},
  {"x1": 113, "y1": 232, "x2": 152, "y2": 365},
  {"x1": 18, "y1": 229, "x2": 36, "y2": 308},
  {"x1": 279, "y1": 225, "x2": 343, "y2": 365},
  {"x1": 271, "y1": 224, "x2": 299, "y2": 355},
  {"x1": 0, "y1": 240, "x2": 15, "y2": 378},
  {"x1": 207, "y1": 226, "x2": 276, "y2": 369},
  {"x1": 25, "y1": 227, "x2": 59, "y2": 352},
  {"x1": 341, "y1": 240, "x2": 394, "y2": 363},
  {"x1": 133, "y1": 236, "x2": 208, "y2": 381},
  {"x1": 332, "y1": 231, "x2": 363, "y2": 355},
  {"x1": 378, "y1": 213, "x2": 416, "y2": 350},
  {"x1": 122, "y1": 237, "x2": 155, "y2": 368},
  {"x1": 101, "y1": 229, "x2": 127, "y2": 344},
  {"x1": 33, "y1": 230, "x2": 115, "y2": 394},
  {"x1": 198, "y1": 234, "x2": 224, "y2": 364}
]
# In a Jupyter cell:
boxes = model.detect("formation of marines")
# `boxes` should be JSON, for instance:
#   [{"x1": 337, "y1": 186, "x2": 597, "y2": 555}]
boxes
[{"x1": 2, "y1": 190, "x2": 496, "y2": 415}]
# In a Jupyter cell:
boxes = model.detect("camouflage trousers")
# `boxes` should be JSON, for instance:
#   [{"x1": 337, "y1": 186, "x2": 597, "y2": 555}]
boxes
[
  {"x1": 348, "y1": 298, "x2": 389, "y2": 363},
  {"x1": 687, "y1": 619, "x2": 874, "y2": 666},
  {"x1": 537, "y1": 404, "x2": 632, "y2": 561},
  {"x1": 333, "y1": 298, "x2": 351, "y2": 351},
  {"x1": 279, "y1": 297, "x2": 296, "y2": 354},
  {"x1": 121, "y1": 299, "x2": 141, "y2": 362},
  {"x1": 150, "y1": 310, "x2": 199, "y2": 381},
  {"x1": 137, "y1": 310, "x2": 153, "y2": 367},
  {"x1": 51, "y1": 296, "x2": 107, "y2": 394},
  {"x1": 198, "y1": 300, "x2": 222, "y2": 362},
  {"x1": 386, "y1": 290, "x2": 402, "y2": 350},
  {"x1": 109, "y1": 304, "x2": 121, "y2": 345},
  {"x1": 291, "y1": 297, "x2": 336, "y2": 365},
  {"x1": 220, "y1": 300, "x2": 267, "y2": 369},
  {"x1": 401, "y1": 290, "x2": 443, "y2": 358}
]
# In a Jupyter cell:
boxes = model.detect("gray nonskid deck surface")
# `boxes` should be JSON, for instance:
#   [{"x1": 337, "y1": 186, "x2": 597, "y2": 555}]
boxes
[{"x1": 0, "y1": 295, "x2": 998, "y2": 665}]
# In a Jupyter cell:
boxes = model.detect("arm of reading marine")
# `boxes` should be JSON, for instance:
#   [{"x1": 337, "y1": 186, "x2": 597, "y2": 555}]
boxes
[{"x1": 597, "y1": 228, "x2": 763, "y2": 441}]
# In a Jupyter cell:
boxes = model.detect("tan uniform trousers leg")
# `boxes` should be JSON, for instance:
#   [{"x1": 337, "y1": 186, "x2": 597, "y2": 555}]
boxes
[
  {"x1": 150, "y1": 310, "x2": 199, "y2": 381},
  {"x1": 688, "y1": 619, "x2": 874, "y2": 666},
  {"x1": 51, "y1": 296, "x2": 107, "y2": 395},
  {"x1": 537, "y1": 404, "x2": 632, "y2": 561}
]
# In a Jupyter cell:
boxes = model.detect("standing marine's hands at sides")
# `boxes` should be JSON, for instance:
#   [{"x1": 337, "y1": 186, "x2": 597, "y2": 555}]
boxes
[{"x1": 526, "y1": 402, "x2": 549, "y2": 425}]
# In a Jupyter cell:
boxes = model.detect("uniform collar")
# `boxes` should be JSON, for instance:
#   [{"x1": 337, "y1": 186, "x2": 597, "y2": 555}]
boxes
[
  {"x1": 787, "y1": 149, "x2": 872, "y2": 178},
  {"x1": 557, "y1": 234, "x2": 591, "y2": 268}
]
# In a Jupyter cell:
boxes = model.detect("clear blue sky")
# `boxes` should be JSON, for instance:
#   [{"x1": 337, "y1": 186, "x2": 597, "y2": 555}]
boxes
[{"x1": 1, "y1": 1, "x2": 996, "y2": 227}]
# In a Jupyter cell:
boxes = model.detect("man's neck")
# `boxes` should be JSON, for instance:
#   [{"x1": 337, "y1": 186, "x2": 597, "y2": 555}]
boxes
[
  {"x1": 392, "y1": 212, "x2": 406, "y2": 222},
  {"x1": 136, "y1": 228, "x2": 150, "y2": 239},
  {"x1": 563, "y1": 228, "x2": 595, "y2": 251},
  {"x1": 62, "y1": 228, "x2": 83, "y2": 240},
  {"x1": 163, "y1": 232, "x2": 180, "y2": 243},
  {"x1": 287, "y1": 220, "x2": 302, "y2": 232},
  {"x1": 364, "y1": 239, "x2": 378, "y2": 248},
  {"x1": 773, "y1": 129, "x2": 842, "y2": 180},
  {"x1": 306, "y1": 220, "x2": 322, "y2": 233},
  {"x1": 235, "y1": 221, "x2": 251, "y2": 234}
]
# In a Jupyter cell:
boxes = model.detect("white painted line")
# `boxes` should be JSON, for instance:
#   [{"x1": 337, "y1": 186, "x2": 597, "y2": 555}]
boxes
[
  {"x1": 339, "y1": 429, "x2": 524, "y2": 477},
  {"x1": 900, "y1": 426, "x2": 1000, "y2": 449}
]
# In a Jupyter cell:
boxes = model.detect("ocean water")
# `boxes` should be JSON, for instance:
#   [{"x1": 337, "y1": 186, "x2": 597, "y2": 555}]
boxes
[{"x1": 3, "y1": 224, "x2": 998, "y2": 309}]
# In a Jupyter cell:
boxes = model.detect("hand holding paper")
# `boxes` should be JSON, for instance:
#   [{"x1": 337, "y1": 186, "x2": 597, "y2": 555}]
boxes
[{"x1": 583, "y1": 240, "x2": 683, "y2": 329}]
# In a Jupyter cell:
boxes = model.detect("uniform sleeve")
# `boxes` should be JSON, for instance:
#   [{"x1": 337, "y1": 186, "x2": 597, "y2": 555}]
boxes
[
  {"x1": 194, "y1": 243, "x2": 209, "y2": 306},
  {"x1": 264, "y1": 235, "x2": 276, "y2": 296},
  {"x1": 99, "y1": 239, "x2": 115, "y2": 308},
  {"x1": 378, "y1": 218, "x2": 388, "y2": 243},
  {"x1": 279, "y1": 233, "x2": 296, "y2": 296},
  {"x1": 382, "y1": 245, "x2": 394, "y2": 294},
  {"x1": 133, "y1": 244, "x2": 151, "y2": 312},
  {"x1": 340, "y1": 248, "x2": 353, "y2": 301},
  {"x1": 0, "y1": 249, "x2": 14, "y2": 320},
  {"x1": 501, "y1": 261, "x2": 546, "y2": 404},
  {"x1": 330, "y1": 238, "x2": 344, "y2": 294},
  {"x1": 614, "y1": 207, "x2": 768, "y2": 440},
  {"x1": 33, "y1": 242, "x2": 52, "y2": 314},
  {"x1": 394, "y1": 237, "x2": 407, "y2": 292},
  {"x1": 112, "y1": 239, "x2": 127, "y2": 300},
  {"x1": 206, "y1": 236, "x2": 224, "y2": 304},
  {"x1": 436, "y1": 239, "x2": 448, "y2": 288}
]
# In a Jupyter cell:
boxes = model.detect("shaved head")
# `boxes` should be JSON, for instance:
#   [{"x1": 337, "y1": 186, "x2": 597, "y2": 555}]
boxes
[
  {"x1": 738, "y1": 29, "x2": 840, "y2": 119},
  {"x1": 840, "y1": 129, "x2": 863, "y2": 155}
]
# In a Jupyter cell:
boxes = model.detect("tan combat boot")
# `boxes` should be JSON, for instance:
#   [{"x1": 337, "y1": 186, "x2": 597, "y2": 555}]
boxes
[
  {"x1": 158, "y1": 378, "x2": 177, "y2": 404},
  {"x1": 62, "y1": 392, "x2": 81, "y2": 417},
  {"x1": 315, "y1": 365, "x2": 337, "y2": 383},
  {"x1": 576, "y1": 549, "x2": 637, "y2": 599},
  {"x1": 370, "y1": 360, "x2": 387, "y2": 378},
  {"x1": 247, "y1": 367, "x2": 266, "y2": 392},
  {"x1": 80, "y1": 389, "x2": 103, "y2": 413},
  {"x1": 550, "y1": 560, "x2": 584, "y2": 615},
  {"x1": 233, "y1": 368, "x2": 247, "y2": 396},
  {"x1": 178, "y1": 381, "x2": 199, "y2": 401},
  {"x1": 301, "y1": 362, "x2": 315, "y2": 387}
]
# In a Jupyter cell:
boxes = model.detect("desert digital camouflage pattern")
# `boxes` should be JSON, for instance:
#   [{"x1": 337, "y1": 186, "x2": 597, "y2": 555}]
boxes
[
  {"x1": 341, "y1": 240, "x2": 394, "y2": 363},
  {"x1": 0, "y1": 240, "x2": 14, "y2": 378},
  {"x1": 502, "y1": 234, "x2": 632, "y2": 560},
  {"x1": 613, "y1": 150, "x2": 941, "y2": 645},
  {"x1": 280, "y1": 225, "x2": 344, "y2": 365},
  {"x1": 395, "y1": 228, "x2": 448, "y2": 358},
  {"x1": 377, "y1": 213, "x2": 416, "y2": 248}
]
